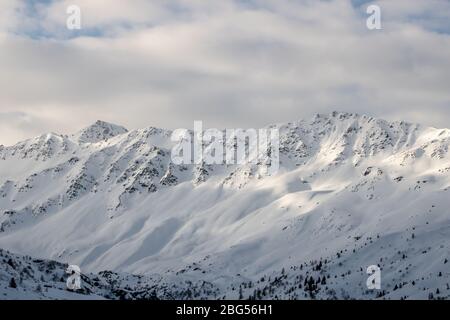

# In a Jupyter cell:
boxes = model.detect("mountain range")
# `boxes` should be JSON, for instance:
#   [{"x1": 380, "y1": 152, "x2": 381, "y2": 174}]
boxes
[{"x1": 1, "y1": 111, "x2": 450, "y2": 300}]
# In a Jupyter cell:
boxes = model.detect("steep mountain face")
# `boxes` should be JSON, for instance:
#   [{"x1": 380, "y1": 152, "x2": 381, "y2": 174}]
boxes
[{"x1": 1, "y1": 112, "x2": 450, "y2": 300}]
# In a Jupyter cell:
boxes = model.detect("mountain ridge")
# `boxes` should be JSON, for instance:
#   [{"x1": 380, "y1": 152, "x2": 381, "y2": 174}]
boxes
[
  {"x1": 1, "y1": 111, "x2": 450, "y2": 299},
  {"x1": 3, "y1": 111, "x2": 445, "y2": 148}
]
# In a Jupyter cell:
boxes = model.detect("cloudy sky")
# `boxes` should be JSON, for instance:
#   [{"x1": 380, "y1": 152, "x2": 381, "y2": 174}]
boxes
[{"x1": 0, "y1": 0, "x2": 449, "y2": 146}]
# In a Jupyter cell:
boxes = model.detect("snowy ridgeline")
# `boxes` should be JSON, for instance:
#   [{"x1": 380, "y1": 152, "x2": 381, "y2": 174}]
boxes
[{"x1": 1, "y1": 112, "x2": 450, "y2": 300}]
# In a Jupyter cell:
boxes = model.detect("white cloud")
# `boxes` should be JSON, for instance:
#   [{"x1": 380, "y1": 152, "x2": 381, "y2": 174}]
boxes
[{"x1": 0, "y1": 0, "x2": 449, "y2": 145}]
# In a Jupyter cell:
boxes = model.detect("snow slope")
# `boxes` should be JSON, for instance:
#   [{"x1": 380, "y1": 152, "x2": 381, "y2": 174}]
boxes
[{"x1": 1, "y1": 112, "x2": 450, "y2": 300}]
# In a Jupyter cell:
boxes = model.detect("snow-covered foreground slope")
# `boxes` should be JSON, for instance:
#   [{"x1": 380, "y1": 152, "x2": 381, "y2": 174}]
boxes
[{"x1": 1, "y1": 112, "x2": 450, "y2": 300}]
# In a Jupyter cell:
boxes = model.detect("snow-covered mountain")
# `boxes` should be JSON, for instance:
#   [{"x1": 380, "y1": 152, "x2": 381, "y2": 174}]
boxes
[{"x1": 1, "y1": 111, "x2": 450, "y2": 300}]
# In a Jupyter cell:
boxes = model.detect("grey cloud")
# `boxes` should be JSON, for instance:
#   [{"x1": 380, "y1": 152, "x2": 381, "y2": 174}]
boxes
[
  {"x1": 0, "y1": 0, "x2": 450, "y2": 145},
  {"x1": 0, "y1": 112, "x2": 53, "y2": 146}
]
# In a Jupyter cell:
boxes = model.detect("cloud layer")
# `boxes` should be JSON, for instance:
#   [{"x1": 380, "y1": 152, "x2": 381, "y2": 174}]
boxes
[{"x1": 0, "y1": 0, "x2": 449, "y2": 145}]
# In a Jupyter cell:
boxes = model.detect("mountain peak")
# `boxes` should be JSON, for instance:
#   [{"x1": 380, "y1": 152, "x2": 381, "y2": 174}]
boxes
[{"x1": 73, "y1": 120, "x2": 128, "y2": 143}]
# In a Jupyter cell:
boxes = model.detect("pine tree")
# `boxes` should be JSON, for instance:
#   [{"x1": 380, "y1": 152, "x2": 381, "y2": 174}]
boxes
[
  {"x1": 9, "y1": 277, "x2": 17, "y2": 288},
  {"x1": 317, "y1": 261, "x2": 322, "y2": 270},
  {"x1": 7, "y1": 259, "x2": 15, "y2": 269}
]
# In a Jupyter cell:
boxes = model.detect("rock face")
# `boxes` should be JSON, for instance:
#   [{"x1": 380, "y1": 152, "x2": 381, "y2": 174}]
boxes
[{"x1": 1, "y1": 112, "x2": 450, "y2": 300}]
